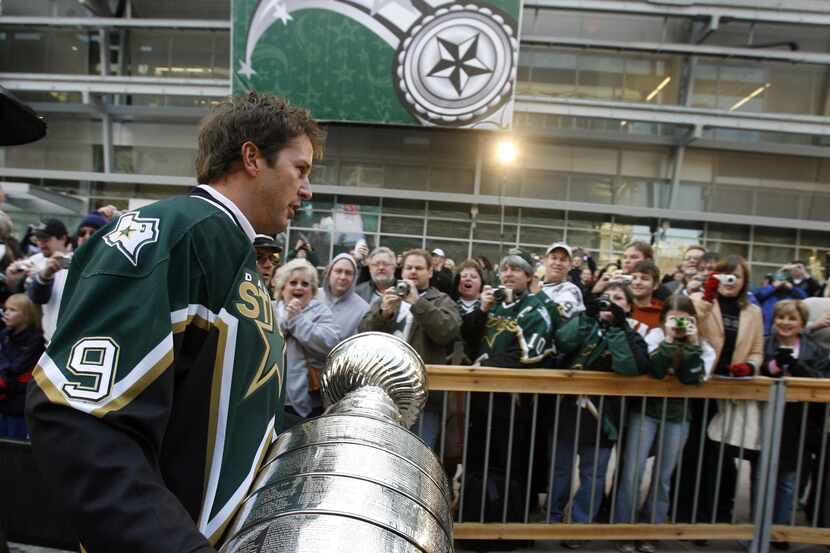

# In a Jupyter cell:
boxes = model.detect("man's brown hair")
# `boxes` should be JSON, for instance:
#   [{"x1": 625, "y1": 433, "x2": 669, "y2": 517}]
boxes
[
  {"x1": 195, "y1": 91, "x2": 325, "y2": 184},
  {"x1": 402, "y1": 248, "x2": 432, "y2": 269},
  {"x1": 625, "y1": 240, "x2": 654, "y2": 260}
]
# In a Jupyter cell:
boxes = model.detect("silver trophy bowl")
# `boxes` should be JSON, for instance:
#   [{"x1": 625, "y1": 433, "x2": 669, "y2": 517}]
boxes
[{"x1": 220, "y1": 332, "x2": 453, "y2": 553}]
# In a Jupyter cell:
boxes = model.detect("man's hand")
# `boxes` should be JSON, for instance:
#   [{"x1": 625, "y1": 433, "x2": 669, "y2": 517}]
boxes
[
  {"x1": 284, "y1": 298, "x2": 304, "y2": 320},
  {"x1": 380, "y1": 288, "x2": 402, "y2": 319},
  {"x1": 353, "y1": 241, "x2": 369, "y2": 263},
  {"x1": 480, "y1": 285, "x2": 495, "y2": 313},
  {"x1": 608, "y1": 303, "x2": 628, "y2": 327},
  {"x1": 40, "y1": 255, "x2": 64, "y2": 280},
  {"x1": 97, "y1": 205, "x2": 120, "y2": 221},
  {"x1": 592, "y1": 271, "x2": 613, "y2": 294},
  {"x1": 400, "y1": 279, "x2": 419, "y2": 305}
]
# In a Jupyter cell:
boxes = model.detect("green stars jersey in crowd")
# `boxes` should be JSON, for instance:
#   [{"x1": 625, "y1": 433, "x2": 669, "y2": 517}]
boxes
[{"x1": 26, "y1": 186, "x2": 285, "y2": 552}]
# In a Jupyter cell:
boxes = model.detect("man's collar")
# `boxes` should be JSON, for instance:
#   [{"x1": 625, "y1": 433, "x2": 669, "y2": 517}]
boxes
[{"x1": 192, "y1": 185, "x2": 257, "y2": 243}]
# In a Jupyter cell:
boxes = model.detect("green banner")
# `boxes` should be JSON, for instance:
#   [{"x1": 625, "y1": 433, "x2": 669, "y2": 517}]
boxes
[{"x1": 232, "y1": 0, "x2": 523, "y2": 129}]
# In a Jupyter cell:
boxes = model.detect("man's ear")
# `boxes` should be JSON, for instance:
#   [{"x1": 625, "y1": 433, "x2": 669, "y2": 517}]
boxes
[{"x1": 240, "y1": 141, "x2": 262, "y2": 177}]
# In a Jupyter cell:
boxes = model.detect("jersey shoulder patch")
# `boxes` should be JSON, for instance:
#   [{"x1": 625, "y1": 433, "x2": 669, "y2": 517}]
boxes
[{"x1": 103, "y1": 211, "x2": 161, "y2": 266}]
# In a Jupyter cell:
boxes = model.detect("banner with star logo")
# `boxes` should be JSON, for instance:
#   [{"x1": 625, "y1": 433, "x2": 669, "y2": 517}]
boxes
[{"x1": 232, "y1": 0, "x2": 523, "y2": 129}]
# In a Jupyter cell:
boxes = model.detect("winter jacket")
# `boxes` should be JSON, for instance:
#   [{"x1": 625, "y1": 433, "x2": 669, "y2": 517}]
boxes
[
  {"x1": 359, "y1": 286, "x2": 460, "y2": 365},
  {"x1": 761, "y1": 333, "x2": 830, "y2": 471},
  {"x1": 277, "y1": 298, "x2": 340, "y2": 418},
  {"x1": 640, "y1": 328, "x2": 716, "y2": 423},
  {"x1": 552, "y1": 314, "x2": 652, "y2": 444},
  {"x1": 320, "y1": 253, "x2": 370, "y2": 341},
  {"x1": 354, "y1": 279, "x2": 385, "y2": 306},
  {"x1": 0, "y1": 326, "x2": 45, "y2": 415},
  {"x1": 754, "y1": 284, "x2": 808, "y2": 335},
  {"x1": 691, "y1": 293, "x2": 765, "y2": 450}
]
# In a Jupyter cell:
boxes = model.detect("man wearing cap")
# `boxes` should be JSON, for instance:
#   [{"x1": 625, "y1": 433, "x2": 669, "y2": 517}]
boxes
[
  {"x1": 429, "y1": 248, "x2": 453, "y2": 295},
  {"x1": 25, "y1": 93, "x2": 323, "y2": 553},
  {"x1": 539, "y1": 242, "x2": 585, "y2": 320},
  {"x1": 5, "y1": 218, "x2": 71, "y2": 294},
  {"x1": 461, "y1": 247, "x2": 553, "y2": 527},
  {"x1": 253, "y1": 233, "x2": 282, "y2": 296}
]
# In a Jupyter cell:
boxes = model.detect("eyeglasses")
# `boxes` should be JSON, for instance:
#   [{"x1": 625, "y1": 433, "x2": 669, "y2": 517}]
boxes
[{"x1": 256, "y1": 253, "x2": 280, "y2": 264}]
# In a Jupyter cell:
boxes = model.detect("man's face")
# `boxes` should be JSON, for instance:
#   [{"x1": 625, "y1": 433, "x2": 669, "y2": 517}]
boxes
[
  {"x1": 76, "y1": 226, "x2": 97, "y2": 247},
  {"x1": 36, "y1": 235, "x2": 67, "y2": 257},
  {"x1": 432, "y1": 255, "x2": 445, "y2": 270},
  {"x1": 682, "y1": 248, "x2": 705, "y2": 274},
  {"x1": 255, "y1": 248, "x2": 279, "y2": 282},
  {"x1": 699, "y1": 259, "x2": 718, "y2": 276},
  {"x1": 622, "y1": 247, "x2": 645, "y2": 273},
  {"x1": 790, "y1": 264, "x2": 806, "y2": 279},
  {"x1": 499, "y1": 264, "x2": 529, "y2": 293},
  {"x1": 544, "y1": 250, "x2": 572, "y2": 284},
  {"x1": 250, "y1": 135, "x2": 314, "y2": 234},
  {"x1": 329, "y1": 258, "x2": 355, "y2": 297},
  {"x1": 369, "y1": 253, "x2": 396, "y2": 287},
  {"x1": 630, "y1": 271, "x2": 656, "y2": 300},
  {"x1": 402, "y1": 254, "x2": 432, "y2": 290}
]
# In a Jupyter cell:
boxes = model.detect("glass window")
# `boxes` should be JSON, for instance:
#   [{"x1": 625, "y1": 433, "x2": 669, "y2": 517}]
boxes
[
  {"x1": 472, "y1": 242, "x2": 507, "y2": 270},
  {"x1": 706, "y1": 241, "x2": 749, "y2": 258},
  {"x1": 754, "y1": 189, "x2": 801, "y2": 219},
  {"x1": 385, "y1": 164, "x2": 429, "y2": 191},
  {"x1": 427, "y1": 202, "x2": 470, "y2": 220},
  {"x1": 520, "y1": 170, "x2": 568, "y2": 201},
  {"x1": 426, "y1": 219, "x2": 470, "y2": 239},
  {"x1": 382, "y1": 198, "x2": 424, "y2": 216},
  {"x1": 577, "y1": 52, "x2": 624, "y2": 101},
  {"x1": 425, "y1": 241, "x2": 468, "y2": 264},
  {"x1": 755, "y1": 226, "x2": 796, "y2": 246},
  {"x1": 379, "y1": 236, "x2": 422, "y2": 254},
  {"x1": 566, "y1": 229, "x2": 601, "y2": 250},
  {"x1": 473, "y1": 223, "x2": 517, "y2": 244},
  {"x1": 569, "y1": 175, "x2": 614, "y2": 204},
  {"x1": 430, "y1": 167, "x2": 474, "y2": 194},
  {"x1": 130, "y1": 30, "x2": 171, "y2": 77},
  {"x1": 521, "y1": 207, "x2": 566, "y2": 226},
  {"x1": 803, "y1": 194, "x2": 830, "y2": 223},
  {"x1": 752, "y1": 245, "x2": 795, "y2": 266},
  {"x1": 706, "y1": 222, "x2": 750, "y2": 241},
  {"x1": 380, "y1": 216, "x2": 422, "y2": 235},
  {"x1": 520, "y1": 225, "x2": 562, "y2": 246},
  {"x1": 341, "y1": 163, "x2": 384, "y2": 187},
  {"x1": 707, "y1": 185, "x2": 754, "y2": 216}
]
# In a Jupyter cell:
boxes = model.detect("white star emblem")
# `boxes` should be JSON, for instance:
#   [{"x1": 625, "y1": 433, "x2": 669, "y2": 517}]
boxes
[
  {"x1": 238, "y1": 59, "x2": 256, "y2": 79},
  {"x1": 267, "y1": 0, "x2": 292, "y2": 25},
  {"x1": 428, "y1": 32, "x2": 493, "y2": 96}
]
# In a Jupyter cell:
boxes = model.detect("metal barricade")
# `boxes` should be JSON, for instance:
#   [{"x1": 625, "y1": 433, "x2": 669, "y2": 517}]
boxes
[{"x1": 415, "y1": 366, "x2": 798, "y2": 551}]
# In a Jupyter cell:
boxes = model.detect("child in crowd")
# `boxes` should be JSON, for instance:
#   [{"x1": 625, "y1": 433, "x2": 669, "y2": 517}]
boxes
[
  {"x1": 615, "y1": 295, "x2": 716, "y2": 553},
  {"x1": 0, "y1": 293, "x2": 45, "y2": 439},
  {"x1": 549, "y1": 283, "x2": 652, "y2": 548},
  {"x1": 630, "y1": 260, "x2": 664, "y2": 331},
  {"x1": 761, "y1": 300, "x2": 829, "y2": 549}
]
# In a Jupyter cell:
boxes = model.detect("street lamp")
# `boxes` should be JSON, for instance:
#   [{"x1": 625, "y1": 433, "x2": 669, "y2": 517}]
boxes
[{"x1": 493, "y1": 138, "x2": 519, "y2": 258}]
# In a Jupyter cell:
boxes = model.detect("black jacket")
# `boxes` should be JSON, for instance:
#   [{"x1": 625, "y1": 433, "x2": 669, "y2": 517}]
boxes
[
  {"x1": 762, "y1": 333, "x2": 830, "y2": 471},
  {"x1": 0, "y1": 326, "x2": 45, "y2": 415}
]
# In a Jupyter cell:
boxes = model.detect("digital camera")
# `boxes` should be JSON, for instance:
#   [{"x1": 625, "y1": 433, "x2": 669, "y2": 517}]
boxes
[
  {"x1": 492, "y1": 286, "x2": 513, "y2": 304},
  {"x1": 674, "y1": 316, "x2": 689, "y2": 330},
  {"x1": 594, "y1": 298, "x2": 613, "y2": 311},
  {"x1": 715, "y1": 274, "x2": 738, "y2": 285},
  {"x1": 394, "y1": 280, "x2": 411, "y2": 297}
]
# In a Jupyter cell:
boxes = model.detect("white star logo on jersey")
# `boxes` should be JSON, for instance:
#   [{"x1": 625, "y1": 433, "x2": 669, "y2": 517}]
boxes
[{"x1": 103, "y1": 211, "x2": 160, "y2": 266}]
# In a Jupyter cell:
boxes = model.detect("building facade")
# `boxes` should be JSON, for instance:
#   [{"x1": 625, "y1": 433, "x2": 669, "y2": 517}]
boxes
[{"x1": 1, "y1": 0, "x2": 830, "y2": 283}]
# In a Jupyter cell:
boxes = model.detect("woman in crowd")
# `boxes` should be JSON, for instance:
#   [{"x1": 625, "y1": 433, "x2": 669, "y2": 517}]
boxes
[
  {"x1": 761, "y1": 300, "x2": 829, "y2": 548},
  {"x1": 274, "y1": 259, "x2": 339, "y2": 428},
  {"x1": 691, "y1": 255, "x2": 764, "y2": 523},
  {"x1": 615, "y1": 295, "x2": 716, "y2": 553},
  {"x1": 550, "y1": 282, "x2": 652, "y2": 548},
  {"x1": 0, "y1": 293, "x2": 45, "y2": 438},
  {"x1": 453, "y1": 259, "x2": 486, "y2": 363}
]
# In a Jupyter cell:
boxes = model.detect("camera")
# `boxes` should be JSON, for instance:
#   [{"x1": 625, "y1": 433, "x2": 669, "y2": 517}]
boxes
[
  {"x1": 674, "y1": 316, "x2": 689, "y2": 330},
  {"x1": 55, "y1": 254, "x2": 71, "y2": 270},
  {"x1": 594, "y1": 298, "x2": 612, "y2": 311},
  {"x1": 715, "y1": 274, "x2": 737, "y2": 285},
  {"x1": 394, "y1": 280, "x2": 411, "y2": 297},
  {"x1": 492, "y1": 286, "x2": 513, "y2": 304}
]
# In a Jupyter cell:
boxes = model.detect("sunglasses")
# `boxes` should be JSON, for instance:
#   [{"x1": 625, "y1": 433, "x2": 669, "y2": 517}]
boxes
[{"x1": 256, "y1": 253, "x2": 280, "y2": 264}]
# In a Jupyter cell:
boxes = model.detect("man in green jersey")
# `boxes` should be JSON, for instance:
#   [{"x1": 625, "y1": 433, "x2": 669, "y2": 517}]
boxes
[{"x1": 25, "y1": 92, "x2": 323, "y2": 553}]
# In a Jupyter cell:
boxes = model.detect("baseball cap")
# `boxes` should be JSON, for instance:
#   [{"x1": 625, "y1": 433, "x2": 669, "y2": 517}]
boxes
[
  {"x1": 77, "y1": 212, "x2": 108, "y2": 232},
  {"x1": 33, "y1": 218, "x2": 68, "y2": 240},
  {"x1": 431, "y1": 248, "x2": 446, "y2": 257},
  {"x1": 545, "y1": 242, "x2": 573, "y2": 258},
  {"x1": 504, "y1": 247, "x2": 536, "y2": 275},
  {"x1": 253, "y1": 234, "x2": 282, "y2": 252}
]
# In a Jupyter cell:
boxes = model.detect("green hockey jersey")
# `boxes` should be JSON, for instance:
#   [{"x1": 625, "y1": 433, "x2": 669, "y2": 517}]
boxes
[
  {"x1": 475, "y1": 291, "x2": 553, "y2": 367},
  {"x1": 26, "y1": 186, "x2": 284, "y2": 553}
]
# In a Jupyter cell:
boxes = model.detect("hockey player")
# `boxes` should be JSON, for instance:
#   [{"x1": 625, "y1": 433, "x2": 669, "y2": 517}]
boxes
[{"x1": 25, "y1": 93, "x2": 323, "y2": 553}]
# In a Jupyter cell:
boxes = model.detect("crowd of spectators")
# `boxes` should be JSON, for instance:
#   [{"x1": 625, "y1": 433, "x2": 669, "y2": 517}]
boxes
[{"x1": 2, "y1": 205, "x2": 830, "y2": 552}]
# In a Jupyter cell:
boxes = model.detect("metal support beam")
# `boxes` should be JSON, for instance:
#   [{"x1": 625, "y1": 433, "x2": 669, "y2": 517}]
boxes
[
  {"x1": 668, "y1": 146, "x2": 685, "y2": 210},
  {"x1": 0, "y1": 73, "x2": 230, "y2": 97},
  {"x1": 524, "y1": 0, "x2": 830, "y2": 27},
  {"x1": 4, "y1": 167, "x2": 830, "y2": 233},
  {"x1": 520, "y1": 34, "x2": 830, "y2": 65},
  {"x1": 0, "y1": 16, "x2": 230, "y2": 29},
  {"x1": 516, "y1": 95, "x2": 830, "y2": 137}
]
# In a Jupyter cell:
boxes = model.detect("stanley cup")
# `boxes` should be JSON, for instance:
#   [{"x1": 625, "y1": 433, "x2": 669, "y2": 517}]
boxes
[{"x1": 220, "y1": 332, "x2": 454, "y2": 553}]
